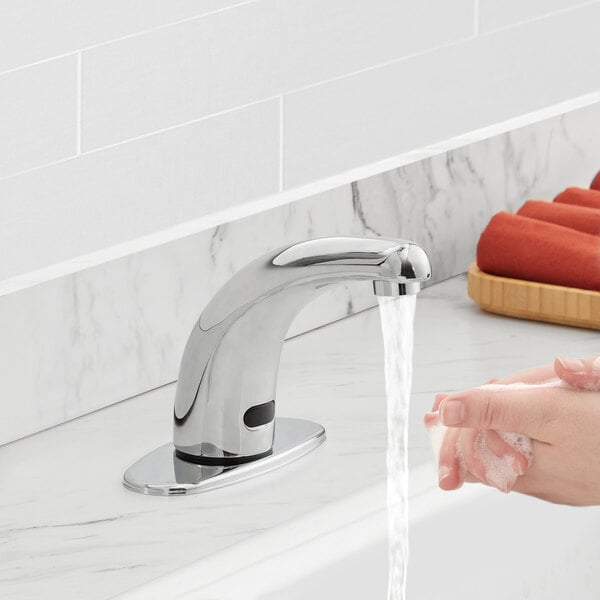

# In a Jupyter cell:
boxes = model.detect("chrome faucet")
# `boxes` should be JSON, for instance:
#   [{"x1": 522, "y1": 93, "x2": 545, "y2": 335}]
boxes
[{"x1": 124, "y1": 236, "x2": 431, "y2": 495}]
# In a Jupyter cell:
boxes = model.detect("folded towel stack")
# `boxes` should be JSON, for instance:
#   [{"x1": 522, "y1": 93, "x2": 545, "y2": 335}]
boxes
[
  {"x1": 477, "y1": 212, "x2": 600, "y2": 291},
  {"x1": 592, "y1": 170, "x2": 600, "y2": 191},
  {"x1": 476, "y1": 174, "x2": 600, "y2": 292}
]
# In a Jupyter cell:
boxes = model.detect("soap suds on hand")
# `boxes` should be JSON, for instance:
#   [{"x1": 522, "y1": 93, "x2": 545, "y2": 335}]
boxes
[
  {"x1": 473, "y1": 431, "x2": 525, "y2": 492},
  {"x1": 427, "y1": 379, "x2": 565, "y2": 493}
]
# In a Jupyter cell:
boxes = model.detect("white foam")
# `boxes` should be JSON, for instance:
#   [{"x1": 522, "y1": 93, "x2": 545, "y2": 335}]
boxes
[
  {"x1": 426, "y1": 413, "x2": 445, "y2": 459},
  {"x1": 478, "y1": 379, "x2": 567, "y2": 391},
  {"x1": 497, "y1": 431, "x2": 533, "y2": 465},
  {"x1": 473, "y1": 432, "x2": 520, "y2": 492}
]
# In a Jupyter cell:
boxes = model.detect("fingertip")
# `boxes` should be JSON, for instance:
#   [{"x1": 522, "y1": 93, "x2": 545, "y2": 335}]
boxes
[
  {"x1": 438, "y1": 464, "x2": 450, "y2": 485},
  {"x1": 555, "y1": 355, "x2": 600, "y2": 391},
  {"x1": 438, "y1": 477, "x2": 455, "y2": 491},
  {"x1": 432, "y1": 393, "x2": 449, "y2": 412},
  {"x1": 438, "y1": 466, "x2": 462, "y2": 491},
  {"x1": 439, "y1": 399, "x2": 465, "y2": 427},
  {"x1": 424, "y1": 411, "x2": 439, "y2": 428},
  {"x1": 438, "y1": 428, "x2": 464, "y2": 491},
  {"x1": 553, "y1": 356, "x2": 565, "y2": 381},
  {"x1": 555, "y1": 355, "x2": 585, "y2": 375}
]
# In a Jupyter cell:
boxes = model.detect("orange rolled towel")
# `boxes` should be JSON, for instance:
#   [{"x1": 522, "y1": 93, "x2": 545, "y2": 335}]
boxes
[
  {"x1": 517, "y1": 200, "x2": 600, "y2": 236},
  {"x1": 477, "y1": 212, "x2": 600, "y2": 291},
  {"x1": 554, "y1": 187, "x2": 600, "y2": 210},
  {"x1": 592, "y1": 171, "x2": 600, "y2": 191}
]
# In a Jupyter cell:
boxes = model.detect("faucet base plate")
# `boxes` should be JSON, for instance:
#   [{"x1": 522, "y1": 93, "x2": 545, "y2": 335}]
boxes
[{"x1": 123, "y1": 417, "x2": 325, "y2": 496}]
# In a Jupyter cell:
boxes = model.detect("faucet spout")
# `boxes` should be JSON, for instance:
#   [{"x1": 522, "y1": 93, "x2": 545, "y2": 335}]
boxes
[{"x1": 173, "y1": 236, "x2": 431, "y2": 465}]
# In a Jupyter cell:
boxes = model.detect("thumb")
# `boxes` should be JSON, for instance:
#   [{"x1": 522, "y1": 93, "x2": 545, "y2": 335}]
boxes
[
  {"x1": 438, "y1": 387, "x2": 563, "y2": 441},
  {"x1": 554, "y1": 355, "x2": 600, "y2": 391}
]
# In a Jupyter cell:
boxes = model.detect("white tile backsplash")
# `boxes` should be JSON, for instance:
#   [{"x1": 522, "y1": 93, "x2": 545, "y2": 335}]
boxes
[
  {"x1": 0, "y1": 55, "x2": 77, "y2": 178},
  {"x1": 283, "y1": 3, "x2": 600, "y2": 188},
  {"x1": 81, "y1": 0, "x2": 474, "y2": 150},
  {"x1": 1, "y1": 0, "x2": 598, "y2": 286},
  {"x1": 0, "y1": 99, "x2": 279, "y2": 281},
  {"x1": 0, "y1": 0, "x2": 245, "y2": 73}
]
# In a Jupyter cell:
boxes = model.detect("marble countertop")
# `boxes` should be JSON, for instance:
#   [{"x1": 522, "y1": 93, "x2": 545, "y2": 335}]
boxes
[{"x1": 1, "y1": 275, "x2": 598, "y2": 600}]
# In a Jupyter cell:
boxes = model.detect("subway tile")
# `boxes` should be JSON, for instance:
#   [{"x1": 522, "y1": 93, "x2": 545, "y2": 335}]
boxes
[
  {"x1": 283, "y1": 3, "x2": 600, "y2": 188},
  {"x1": 81, "y1": 0, "x2": 474, "y2": 150},
  {"x1": 478, "y1": 0, "x2": 593, "y2": 33},
  {"x1": 0, "y1": 99, "x2": 279, "y2": 281},
  {"x1": 0, "y1": 55, "x2": 77, "y2": 178},
  {"x1": 0, "y1": 0, "x2": 244, "y2": 73}
]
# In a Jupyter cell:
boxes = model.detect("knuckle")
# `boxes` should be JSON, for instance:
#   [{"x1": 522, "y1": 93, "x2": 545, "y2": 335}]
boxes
[{"x1": 479, "y1": 395, "x2": 499, "y2": 429}]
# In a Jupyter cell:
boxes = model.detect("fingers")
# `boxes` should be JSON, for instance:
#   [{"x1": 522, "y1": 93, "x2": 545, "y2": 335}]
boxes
[
  {"x1": 424, "y1": 411, "x2": 465, "y2": 490},
  {"x1": 464, "y1": 429, "x2": 526, "y2": 492},
  {"x1": 481, "y1": 429, "x2": 529, "y2": 476},
  {"x1": 455, "y1": 429, "x2": 527, "y2": 493},
  {"x1": 434, "y1": 363, "x2": 556, "y2": 412},
  {"x1": 455, "y1": 429, "x2": 488, "y2": 486},
  {"x1": 554, "y1": 355, "x2": 600, "y2": 391},
  {"x1": 438, "y1": 387, "x2": 566, "y2": 441},
  {"x1": 438, "y1": 424, "x2": 464, "y2": 490},
  {"x1": 430, "y1": 422, "x2": 529, "y2": 493}
]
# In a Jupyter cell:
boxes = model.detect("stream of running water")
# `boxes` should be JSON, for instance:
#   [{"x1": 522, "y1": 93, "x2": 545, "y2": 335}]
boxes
[{"x1": 378, "y1": 295, "x2": 417, "y2": 600}]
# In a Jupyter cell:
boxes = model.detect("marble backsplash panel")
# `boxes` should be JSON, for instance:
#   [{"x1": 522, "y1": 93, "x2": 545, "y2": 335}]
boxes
[{"x1": 1, "y1": 101, "x2": 599, "y2": 444}]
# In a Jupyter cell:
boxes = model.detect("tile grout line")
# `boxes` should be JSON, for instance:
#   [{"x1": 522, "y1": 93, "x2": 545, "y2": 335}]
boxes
[
  {"x1": 0, "y1": 156, "x2": 77, "y2": 183},
  {"x1": 281, "y1": 34, "x2": 475, "y2": 98},
  {"x1": 76, "y1": 51, "x2": 82, "y2": 155},
  {"x1": 0, "y1": 94, "x2": 282, "y2": 183},
  {"x1": 0, "y1": 31, "x2": 476, "y2": 182},
  {"x1": 60, "y1": 94, "x2": 282, "y2": 154},
  {"x1": 276, "y1": 1, "x2": 600, "y2": 97},
  {"x1": 0, "y1": 0, "x2": 595, "y2": 180},
  {"x1": 278, "y1": 95, "x2": 284, "y2": 192},
  {"x1": 0, "y1": 0, "x2": 595, "y2": 81},
  {"x1": 72, "y1": 0, "x2": 600, "y2": 155},
  {"x1": 0, "y1": 84, "x2": 598, "y2": 191},
  {"x1": 0, "y1": 0, "x2": 261, "y2": 78},
  {"x1": 1, "y1": 82, "x2": 599, "y2": 187},
  {"x1": 0, "y1": 51, "x2": 79, "y2": 78},
  {"x1": 1, "y1": 16, "x2": 599, "y2": 186},
  {"x1": 479, "y1": 0, "x2": 599, "y2": 35}
]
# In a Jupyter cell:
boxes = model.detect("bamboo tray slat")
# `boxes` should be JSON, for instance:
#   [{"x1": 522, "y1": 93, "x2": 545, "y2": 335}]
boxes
[{"x1": 467, "y1": 264, "x2": 600, "y2": 330}]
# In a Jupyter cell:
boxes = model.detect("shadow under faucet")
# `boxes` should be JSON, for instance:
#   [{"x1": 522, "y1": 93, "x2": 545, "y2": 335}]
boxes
[{"x1": 124, "y1": 236, "x2": 431, "y2": 495}]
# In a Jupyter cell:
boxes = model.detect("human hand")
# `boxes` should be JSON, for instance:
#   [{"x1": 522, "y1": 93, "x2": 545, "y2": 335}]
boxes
[{"x1": 425, "y1": 355, "x2": 600, "y2": 505}]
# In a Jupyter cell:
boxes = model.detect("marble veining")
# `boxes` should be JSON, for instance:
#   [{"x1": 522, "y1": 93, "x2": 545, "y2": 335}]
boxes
[
  {"x1": 0, "y1": 276, "x2": 598, "y2": 599},
  {"x1": 0, "y1": 102, "x2": 599, "y2": 444}
]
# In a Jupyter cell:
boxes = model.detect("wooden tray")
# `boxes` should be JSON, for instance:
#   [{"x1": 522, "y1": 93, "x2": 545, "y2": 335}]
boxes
[{"x1": 467, "y1": 264, "x2": 600, "y2": 330}]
